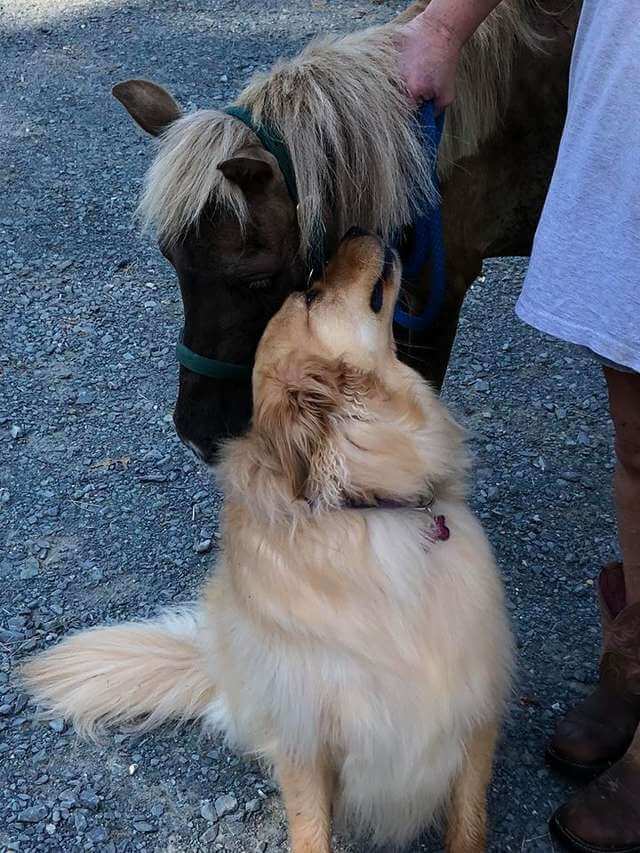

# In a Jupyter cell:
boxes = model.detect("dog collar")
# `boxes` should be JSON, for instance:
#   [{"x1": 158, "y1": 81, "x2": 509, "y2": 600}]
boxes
[{"x1": 342, "y1": 495, "x2": 450, "y2": 542}]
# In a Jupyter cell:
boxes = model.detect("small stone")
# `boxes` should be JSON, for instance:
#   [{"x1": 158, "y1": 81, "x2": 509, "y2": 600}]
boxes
[
  {"x1": 201, "y1": 825, "x2": 219, "y2": 844},
  {"x1": 133, "y1": 821, "x2": 156, "y2": 833},
  {"x1": 19, "y1": 558, "x2": 39, "y2": 580},
  {"x1": 473, "y1": 379, "x2": 489, "y2": 392},
  {"x1": 74, "y1": 812, "x2": 88, "y2": 832},
  {"x1": 245, "y1": 798, "x2": 262, "y2": 814},
  {"x1": 521, "y1": 750, "x2": 536, "y2": 767},
  {"x1": 215, "y1": 793, "x2": 238, "y2": 818},
  {"x1": 128, "y1": 763, "x2": 138, "y2": 775},
  {"x1": 200, "y1": 799, "x2": 217, "y2": 823},
  {"x1": 13, "y1": 694, "x2": 28, "y2": 714},
  {"x1": 76, "y1": 389, "x2": 96, "y2": 405},
  {"x1": 0, "y1": 627, "x2": 18, "y2": 641},
  {"x1": 48, "y1": 718, "x2": 65, "y2": 733},
  {"x1": 150, "y1": 803, "x2": 164, "y2": 817},
  {"x1": 87, "y1": 826, "x2": 108, "y2": 843},
  {"x1": 89, "y1": 566, "x2": 104, "y2": 584},
  {"x1": 17, "y1": 805, "x2": 48, "y2": 822},
  {"x1": 45, "y1": 824, "x2": 56, "y2": 835},
  {"x1": 10, "y1": 425, "x2": 24, "y2": 439},
  {"x1": 138, "y1": 472, "x2": 167, "y2": 483},
  {"x1": 196, "y1": 539, "x2": 212, "y2": 554},
  {"x1": 79, "y1": 788, "x2": 100, "y2": 810}
]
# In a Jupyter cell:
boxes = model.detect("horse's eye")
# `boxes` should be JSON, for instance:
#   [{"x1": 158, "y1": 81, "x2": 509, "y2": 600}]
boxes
[
  {"x1": 249, "y1": 277, "x2": 272, "y2": 290},
  {"x1": 370, "y1": 278, "x2": 384, "y2": 313}
]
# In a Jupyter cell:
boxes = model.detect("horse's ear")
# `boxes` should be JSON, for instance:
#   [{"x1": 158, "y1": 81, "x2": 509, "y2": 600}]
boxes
[
  {"x1": 218, "y1": 152, "x2": 274, "y2": 195},
  {"x1": 112, "y1": 79, "x2": 182, "y2": 136}
]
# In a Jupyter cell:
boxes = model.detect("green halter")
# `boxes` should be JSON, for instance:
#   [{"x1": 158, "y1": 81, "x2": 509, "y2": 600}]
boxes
[
  {"x1": 224, "y1": 105, "x2": 299, "y2": 205},
  {"x1": 176, "y1": 333, "x2": 252, "y2": 381}
]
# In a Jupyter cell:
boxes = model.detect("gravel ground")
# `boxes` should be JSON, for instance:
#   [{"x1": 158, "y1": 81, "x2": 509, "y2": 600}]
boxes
[{"x1": 0, "y1": 1, "x2": 616, "y2": 851}]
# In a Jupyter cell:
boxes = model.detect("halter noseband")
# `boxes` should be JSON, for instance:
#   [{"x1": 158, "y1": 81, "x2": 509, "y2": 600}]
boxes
[
  {"x1": 175, "y1": 102, "x2": 445, "y2": 381},
  {"x1": 176, "y1": 332, "x2": 252, "y2": 381}
]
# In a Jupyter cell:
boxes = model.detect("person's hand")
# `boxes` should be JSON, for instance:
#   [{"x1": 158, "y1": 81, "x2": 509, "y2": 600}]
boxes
[{"x1": 397, "y1": 14, "x2": 463, "y2": 111}]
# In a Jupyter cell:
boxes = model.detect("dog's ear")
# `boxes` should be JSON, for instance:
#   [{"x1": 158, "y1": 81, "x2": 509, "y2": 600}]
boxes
[{"x1": 254, "y1": 357, "x2": 371, "y2": 508}]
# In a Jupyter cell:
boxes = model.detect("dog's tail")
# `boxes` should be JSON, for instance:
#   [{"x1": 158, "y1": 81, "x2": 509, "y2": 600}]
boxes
[{"x1": 21, "y1": 608, "x2": 217, "y2": 739}]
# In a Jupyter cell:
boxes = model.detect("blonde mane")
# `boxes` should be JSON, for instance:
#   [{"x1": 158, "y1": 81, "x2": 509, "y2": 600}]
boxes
[{"x1": 139, "y1": 0, "x2": 538, "y2": 257}]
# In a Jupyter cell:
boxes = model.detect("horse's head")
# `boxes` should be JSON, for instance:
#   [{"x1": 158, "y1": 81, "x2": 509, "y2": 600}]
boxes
[
  {"x1": 113, "y1": 80, "x2": 306, "y2": 463},
  {"x1": 113, "y1": 30, "x2": 433, "y2": 461}
]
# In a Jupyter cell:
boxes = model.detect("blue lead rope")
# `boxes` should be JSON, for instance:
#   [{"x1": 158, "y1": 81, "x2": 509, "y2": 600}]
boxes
[{"x1": 393, "y1": 101, "x2": 446, "y2": 333}]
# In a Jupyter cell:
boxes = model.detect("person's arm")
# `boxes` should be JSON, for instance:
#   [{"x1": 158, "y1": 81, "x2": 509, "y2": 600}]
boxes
[{"x1": 398, "y1": 0, "x2": 505, "y2": 108}]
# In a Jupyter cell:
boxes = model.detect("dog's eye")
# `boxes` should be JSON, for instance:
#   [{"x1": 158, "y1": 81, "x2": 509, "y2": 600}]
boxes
[
  {"x1": 370, "y1": 278, "x2": 384, "y2": 314},
  {"x1": 305, "y1": 287, "x2": 320, "y2": 308}
]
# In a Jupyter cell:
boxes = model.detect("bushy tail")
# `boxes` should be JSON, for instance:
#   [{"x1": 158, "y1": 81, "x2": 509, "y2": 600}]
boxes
[{"x1": 21, "y1": 608, "x2": 217, "y2": 739}]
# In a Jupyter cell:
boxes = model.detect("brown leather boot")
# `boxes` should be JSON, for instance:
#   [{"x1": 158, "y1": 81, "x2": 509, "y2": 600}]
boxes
[
  {"x1": 546, "y1": 567, "x2": 640, "y2": 778},
  {"x1": 550, "y1": 722, "x2": 640, "y2": 852}
]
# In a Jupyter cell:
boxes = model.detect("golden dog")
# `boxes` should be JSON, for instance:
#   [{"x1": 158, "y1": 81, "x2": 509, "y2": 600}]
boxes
[{"x1": 24, "y1": 231, "x2": 512, "y2": 852}]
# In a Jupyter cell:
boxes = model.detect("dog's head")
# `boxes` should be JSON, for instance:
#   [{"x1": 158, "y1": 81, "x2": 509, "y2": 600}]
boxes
[{"x1": 221, "y1": 229, "x2": 466, "y2": 519}]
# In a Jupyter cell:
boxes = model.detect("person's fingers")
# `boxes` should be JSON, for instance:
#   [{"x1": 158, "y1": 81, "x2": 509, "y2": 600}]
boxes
[
  {"x1": 402, "y1": 65, "x2": 455, "y2": 108},
  {"x1": 405, "y1": 77, "x2": 434, "y2": 106}
]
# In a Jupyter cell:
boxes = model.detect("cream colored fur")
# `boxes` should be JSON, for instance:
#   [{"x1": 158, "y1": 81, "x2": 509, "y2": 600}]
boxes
[
  {"x1": 138, "y1": 0, "x2": 538, "y2": 258},
  {"x1": 23, "y1": 236, "x2": 513, "y2": 850}
]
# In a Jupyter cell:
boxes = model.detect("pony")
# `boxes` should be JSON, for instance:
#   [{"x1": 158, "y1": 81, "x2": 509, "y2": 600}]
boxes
[{"x1": 113, "y1": 0, "x2": 581, "y2": 463}]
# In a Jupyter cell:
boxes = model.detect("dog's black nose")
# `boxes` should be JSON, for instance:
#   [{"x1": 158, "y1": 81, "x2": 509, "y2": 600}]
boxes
[{"x1": 342, "y1": 226, "x2": 371, "y2": 241}]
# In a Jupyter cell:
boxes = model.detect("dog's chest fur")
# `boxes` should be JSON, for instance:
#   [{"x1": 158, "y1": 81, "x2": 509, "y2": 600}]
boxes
[{"x1": 206, "y1": 498, "x2": 512, "y2": 843}]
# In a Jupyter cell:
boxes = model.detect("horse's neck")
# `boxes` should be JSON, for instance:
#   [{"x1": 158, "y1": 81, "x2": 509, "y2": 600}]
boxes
[{"x1": 441, "y1": 0, "x2": 581, "y2": 266}]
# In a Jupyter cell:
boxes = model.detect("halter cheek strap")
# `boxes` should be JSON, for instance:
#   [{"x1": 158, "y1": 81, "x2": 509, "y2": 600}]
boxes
[{"x1": 225, "y1": 105, "x2": 299, "y2": 206}]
